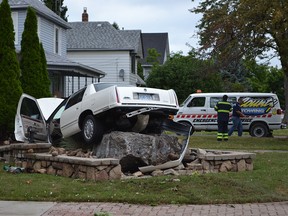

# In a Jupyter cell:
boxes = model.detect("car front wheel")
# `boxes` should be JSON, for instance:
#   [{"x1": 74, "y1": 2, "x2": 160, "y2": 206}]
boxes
[{"x1": 82, "y1": 115, "x2": 103, "y2": 144}]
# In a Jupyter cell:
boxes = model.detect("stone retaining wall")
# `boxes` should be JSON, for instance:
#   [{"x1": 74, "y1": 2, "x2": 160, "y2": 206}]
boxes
[
  {"x1": 0, "y1": 143, "x2": 256, "y2": 180},
  {"x1": 184, "y1": 149, "x2": 255, "y2": 174},
  {"x1": 0, "y1": 143, "x2": 122, "y2": 181}
]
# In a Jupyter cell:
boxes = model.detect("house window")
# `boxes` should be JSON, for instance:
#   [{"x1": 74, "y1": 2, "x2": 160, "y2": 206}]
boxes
[
  {"x1": 54, "y1": 27, "x2": 61, "y2": 54},
  {"x1": 12, "y1": 12, "x2": 18, "y2": 45}
]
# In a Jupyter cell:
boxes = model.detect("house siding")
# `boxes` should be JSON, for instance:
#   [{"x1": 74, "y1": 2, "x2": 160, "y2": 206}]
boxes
[
  {"x1": 14, "y1": 10, "x2": 26, "y2": 49},
  {"x1": 13, "y1": 9, "x2": 67, "y2": 58},
  {"x1": 39, "y1": 18, "x2": 67, "y2": 57},
  {"x1": 67, "y1": 50, "x2": 137, "y2": 84}
]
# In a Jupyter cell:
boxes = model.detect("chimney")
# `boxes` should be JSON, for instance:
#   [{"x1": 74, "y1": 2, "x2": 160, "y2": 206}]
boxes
[{"x1": 82, "y1": 7, "x2": 88, "y2": 22}]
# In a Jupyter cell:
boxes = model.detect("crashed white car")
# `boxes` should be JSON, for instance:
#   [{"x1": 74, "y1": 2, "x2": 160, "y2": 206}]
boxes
[{"x1": 15, "y1": 83, "x2": 180, "y2": 145}]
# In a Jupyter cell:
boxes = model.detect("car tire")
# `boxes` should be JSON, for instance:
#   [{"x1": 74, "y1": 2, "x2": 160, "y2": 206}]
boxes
[
  {"x1": 249, "y1": 123, "x2": 268, "y2": 137},
  {"x1": 82, "y1": 115, "x2": 103, "y2": 145}
]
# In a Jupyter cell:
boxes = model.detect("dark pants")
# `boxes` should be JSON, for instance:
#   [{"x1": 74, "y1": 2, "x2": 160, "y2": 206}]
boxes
[{"x1": 217, "y1": 120, "x2": 229, "y2": 141}]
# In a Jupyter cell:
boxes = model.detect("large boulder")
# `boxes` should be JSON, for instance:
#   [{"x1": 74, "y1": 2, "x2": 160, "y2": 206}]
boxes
[{"x1": 93, "y1": 131, "x2": 182, "y2": 173}]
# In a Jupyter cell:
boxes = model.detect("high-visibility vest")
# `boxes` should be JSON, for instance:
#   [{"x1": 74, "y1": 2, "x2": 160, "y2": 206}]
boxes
[{"x1": 214, "y1": 101, "x2": 232, "y2": 121}]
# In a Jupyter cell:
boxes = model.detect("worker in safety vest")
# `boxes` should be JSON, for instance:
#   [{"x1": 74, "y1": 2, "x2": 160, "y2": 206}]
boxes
[{"x1": 214, "y1": 95, "x2": 232, "y2": 141}]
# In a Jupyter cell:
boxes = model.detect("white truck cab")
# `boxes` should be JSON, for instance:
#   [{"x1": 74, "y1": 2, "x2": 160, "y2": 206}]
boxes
[{"x1": 173, "y1": 92, "x2": 283, "y2": 137}]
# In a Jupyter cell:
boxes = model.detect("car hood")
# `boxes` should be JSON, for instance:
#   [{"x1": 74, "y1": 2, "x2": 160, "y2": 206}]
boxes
[{"x1": 37, "y1": 97, "x2": 64, "y2": 121}]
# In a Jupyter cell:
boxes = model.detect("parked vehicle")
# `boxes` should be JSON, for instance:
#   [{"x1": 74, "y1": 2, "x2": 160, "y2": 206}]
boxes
[
  {"x1": 15, "y1": 83, "x2": 179, "y2": 144},
  {"x1": 173, "y1": 92, "x2": 283, "y2": 137}
]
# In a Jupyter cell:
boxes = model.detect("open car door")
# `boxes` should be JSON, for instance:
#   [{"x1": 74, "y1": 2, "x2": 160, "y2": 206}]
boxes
[{"x1": 14, "y1": 94, "x2": 64, "y2": 143}]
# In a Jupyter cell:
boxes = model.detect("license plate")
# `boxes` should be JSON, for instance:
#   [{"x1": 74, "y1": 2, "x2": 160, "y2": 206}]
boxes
[{"x1": 139, "y1": 93, "x2": 153, "y2": 100}]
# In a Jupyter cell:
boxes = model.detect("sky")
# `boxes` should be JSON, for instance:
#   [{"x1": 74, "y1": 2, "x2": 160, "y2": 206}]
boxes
[
  {"x1": 63, "y1": 0, "x2": 280, "y2": 67},
  {"x1": 64, "y1": 0, "x2": 201, "y2": 55}
]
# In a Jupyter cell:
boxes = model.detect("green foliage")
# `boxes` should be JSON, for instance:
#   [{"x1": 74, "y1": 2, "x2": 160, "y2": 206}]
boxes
[
  {"x1": 0, "y1": 149, "x2": 288, "y2": 204},
  {"x1": 41, "y1": 0, "x2": 68, "y2": 21},
  {"x1": 146, "y1": 52, "x2": 222, "y2": 103},
  {"x1": 112, "y1": 22, "x2": 120, "y2": 30},
  {"x1": 137, "y1": 62, "x2": 144, "y2": 80},
  {"x1": 245, "y1": 60, "x2": 285, "y2": 108},
  {"x1": 20, "y1": 7, "x2": 50, "y2": 99},
  {"x1": 146, "y1": 48, "x2": 161, "y2": 66},
  {"x1": 191, "y1": 0, "x2": 288, "y2": 122},
  {"x1": 40, "y1": 43, "x2": 51, "y2": 97},
  {"x1": 0, "y1": 0, "x2": 23, "y2": 140}
]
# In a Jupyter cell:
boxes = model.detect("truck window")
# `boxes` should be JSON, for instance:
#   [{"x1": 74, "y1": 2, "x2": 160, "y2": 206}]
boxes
[
  {"x1": 187, "y1": 97, "x2": 205, "y2": 107},
  {"x1": 210, "y1": 97, "x2": 236, "y2": 108}
]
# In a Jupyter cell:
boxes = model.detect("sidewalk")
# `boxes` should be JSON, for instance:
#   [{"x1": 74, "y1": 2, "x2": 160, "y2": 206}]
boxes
[{"x1": 0, "y1": 201, "x2": 287, "y2": 216}]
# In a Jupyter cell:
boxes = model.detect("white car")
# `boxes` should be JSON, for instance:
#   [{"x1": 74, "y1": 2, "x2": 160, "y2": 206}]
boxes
[{"x1": 15, "y1": 83, "x2": 179, "y2": 144}]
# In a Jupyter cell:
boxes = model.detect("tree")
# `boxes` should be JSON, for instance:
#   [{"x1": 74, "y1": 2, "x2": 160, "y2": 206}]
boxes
[
  {"x1": 41, "y1": 0, "x2": 68, "y2": 21},
  {"x1": 40, "y1": 43, "x2": 51, "y2": 97},
  {"x1": 0, "y1": 0, "x2": 23, "y2": 140},
  {"x1": 146, "y1": 52, "x2": 222, "y2": 103},
  {"x1": 20, "y1": 7, "x2": 49, "y2": 99},
  {"x1": 137, "y1": 62, "x2": 144, "y2": 81},
  {"x1": 112, "y1": 22, "x2": 120, "y2": 30},
  {"x1": 146, "y1": 48, "x2": 161, "y2": 66},
  {"x1": 191, "y1": 0, "x2": 288, "y2": 122},
  {"x1": 245, "y1": 60, "x2": 285, "y2": 109}
]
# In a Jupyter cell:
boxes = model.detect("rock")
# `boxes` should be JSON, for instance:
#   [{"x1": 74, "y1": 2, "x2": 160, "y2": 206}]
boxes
[
  {"x1": 151, "y1": 170, "x2": 163, "y2": 176},
  {"x1": 197, "y1": 148, "x2": 207, "y2": 159},
  {"x1": 93, "y1": 131, "x2": 182, "y2": 172},
  {"x1": 27, "y1": 149, "x2": 34, "y2": 153},
  {"x1": 57, "y1": 148, "x2": 66, "y2": 155},
  {"x1": 237, "y1": 159, "x2": 246, "y2": 172},
  {"x1": 109, "y1": 165, "x2": 122, "y2": 179},
  {"x1": 219, "y1": 161, "x2": 233, "y2": 172},
  {"x1": 132, "y1": 171, "x2": 143, "y2": 177},
  {"x1": 3, "y1": 140, "x2": 10, "y2": 145},
  {"x1": 36, "y1": 168, "x2": 46, "y2": 174},
  {"x1": 163, "y1": 168, "x2": 179, "y2": 176},
  {"x1": 62, "y1": 164, "x2": 74, "y2": 177},
  {"x1": 202, "y1": 160, "x2": 210, "y2": 170},
  {"x1": 51, "y1": 150, "x2": 58, "y2": 156}
]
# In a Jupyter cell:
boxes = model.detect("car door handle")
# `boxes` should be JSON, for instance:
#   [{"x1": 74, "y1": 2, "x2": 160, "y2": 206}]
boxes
[{"x1": 201, "y1": 109, "x2": 206, "y2": 111}]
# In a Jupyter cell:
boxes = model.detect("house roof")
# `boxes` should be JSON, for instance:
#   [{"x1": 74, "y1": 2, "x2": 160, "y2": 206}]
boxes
[
  {"x1": 45, "y1": 51, "x2": 105, "y2": 77},
  {"x1": 67, "y1": 22, "x2": 135, "y2": 51},
  {"x1": 3, "y1": 0, "x2": 70, "y2": 29},
  {"x1": 119, "y1": 30, "x2": 143, "y2": 58},
  {"x1": 141, "y1": 33, "x2": 170, "y2": 65}
]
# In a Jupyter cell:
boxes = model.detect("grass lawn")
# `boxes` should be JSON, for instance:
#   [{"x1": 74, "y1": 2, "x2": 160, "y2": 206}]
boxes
[{"x1": 0, "y1": 130, "x2": 287, "y2": 205}]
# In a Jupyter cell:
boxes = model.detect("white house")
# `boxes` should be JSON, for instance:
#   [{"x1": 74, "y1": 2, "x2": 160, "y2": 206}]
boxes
[
  {"x1": 3, "y1": 0, "x2": 105, "y2": 97},
  {"x1": 66, "y1": 8, "x2": 145, "y2": 89}
]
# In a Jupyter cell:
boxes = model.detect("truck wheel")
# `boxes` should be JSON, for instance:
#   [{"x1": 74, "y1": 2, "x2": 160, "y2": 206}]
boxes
[
  {"x1": 250, "y1": 123, "x2": 268, "y2": 137},
  {"x1": 82, "y1": 115, "x2": 103, "y2": 144}
]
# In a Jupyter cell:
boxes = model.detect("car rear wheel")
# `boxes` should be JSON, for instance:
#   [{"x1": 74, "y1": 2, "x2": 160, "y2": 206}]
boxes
[
  {"x1": 250, "y1": 123, "x2": 268, "y2": 137},
  {"x1": 82, "y1": 115, "x2": 103, "y2": 144}
]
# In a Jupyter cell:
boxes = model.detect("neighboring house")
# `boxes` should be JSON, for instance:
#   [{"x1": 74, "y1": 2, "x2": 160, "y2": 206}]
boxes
[
  {"x1": 140, "y1": 33, "x2": 170, "y2": 80},
  {"x1": 66, "y1": 8, "x2": 145, "y2": 87},
  {"x1": 4, "y1": 0, "x2": 105, "y2": 97}
]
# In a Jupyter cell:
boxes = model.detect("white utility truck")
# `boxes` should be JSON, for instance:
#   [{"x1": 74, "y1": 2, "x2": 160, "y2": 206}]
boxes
[{"x1": 173, "y1": 92, "x2": 283, "y2": 137}]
